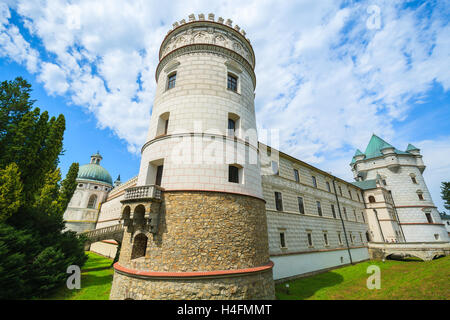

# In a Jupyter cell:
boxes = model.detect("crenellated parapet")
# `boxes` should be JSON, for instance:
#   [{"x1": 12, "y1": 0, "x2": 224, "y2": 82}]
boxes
[{"x1": 158, "y1": 13, "x2": 255, "y2": 79}]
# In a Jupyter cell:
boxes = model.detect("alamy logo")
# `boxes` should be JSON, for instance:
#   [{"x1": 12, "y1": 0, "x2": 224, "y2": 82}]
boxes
[
  {"x1": 366, "y1": 265, "x2": 381, "y2": 289},
  {"x1": 66, "y1": 265, "x2": 81, "y2": 289},
  {"x1": 366, "y1": 5, "x2": 381, "y2": 30}
]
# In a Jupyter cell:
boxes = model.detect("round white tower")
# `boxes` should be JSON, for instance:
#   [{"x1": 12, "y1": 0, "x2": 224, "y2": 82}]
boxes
[
  {"x1": 110, "y1": 13, "x2": 274, "y2": 300},
  {"x1": 351, "y1": 135, "x2": 449, "y2": 242},
  {"x1": 64, "y1": 152, "x2": 113, "y2": 233}
]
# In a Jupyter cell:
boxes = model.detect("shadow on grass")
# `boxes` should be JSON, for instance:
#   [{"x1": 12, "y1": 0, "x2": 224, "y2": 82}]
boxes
[
  {"x1": 82, "y1": 266, "x2": 113, "y2": 273},
  {"x1": 276, "y1": 271, "x2": 344, "y2": 300}
]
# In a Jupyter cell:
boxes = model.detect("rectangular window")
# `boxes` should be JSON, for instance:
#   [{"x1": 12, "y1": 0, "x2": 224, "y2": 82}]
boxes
[
  {"x1": 418, "y1": 193, "x2": 424, "y2": 201},
  {"x1": 348, "y1": 189, "x2": 352, "y2": 199},
  {"x1": 317, "y1": 201, "x2": 322, "y2": 216},
  {"x1": 339, "y1": 186, "x2": 343, "y2": 196},
  {"x1": 307, "y1": 232, "x2": 313, "y2": 247},
  {"x1": 312, "y1": 176, "x2": 317, "y2": 188},
  {"x1": 326, "y1": 182, "x2": 331, "y2": 192},
  {"x1": 331, "y1": 204, "x2": 336, "y2": 218},
  {"x1": 425, "y1": 213, "x2": 433, "y2": 223},
  {"x1": 227, "y1": 74, "x2": 238, "y2": 92},
  {"x1": 275, "y1": 192, "x2": 283, "y2": 211},
  {"x1": 349, "y1": 232, "x2": 354, "y2": 244},
  {"x1": 164, "y1": 119, "x2": 169, "y2": 135},
  {"x1": 411, "y1": 176, "x2": 417, "y2": 184},
  {"x1": 228, "y1": 165, "x2": 239, "y2": 183},
  {"x1": 167, "y1": 73, "x2": 176, "y2": 89},
  {"x1": 361, "y1": 211, "x2": 365, "y2": 223},
  {"x1": 343, "y1": 207, "x2": 348, "y2": 220},
  {"x1": 271, "y1": 161, "x2": 279, "y2": 175},
  {"x1": 359, "y1": 232, "x2": 363, "y2": 243},
  {"x1": 298, "y1": 197, "x2": 305, "y2": 214},
  {"x1": 323, "y1": 233, "x2": 329, "y2": 246},
  {"x1": 280, "y1": 232, "x2": 286, "y2": 248},
  {"x1": 353, "y1": 209, "x2": 357, "y2": 221},
  {"x1": 155, "y1": 165, "x2": 164, "y2": 186},
  {"x1": 357, "y1": 193, "x2": 360, "y2": 202},
  {"x1": 228, "y1": 118, "x2": 236, "y2": 136},
  {"x1": 338, "y1": 232, "x2": 343, "y2": 245},
  {"x1": 294, "y1": 169, "x2": 300, "y2": 182}
]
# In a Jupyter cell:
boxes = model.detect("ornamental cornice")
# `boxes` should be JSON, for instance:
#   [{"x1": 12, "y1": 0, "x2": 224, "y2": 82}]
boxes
[{"x1": 159, "y1": 16, "x2": 254, "y2": 67}]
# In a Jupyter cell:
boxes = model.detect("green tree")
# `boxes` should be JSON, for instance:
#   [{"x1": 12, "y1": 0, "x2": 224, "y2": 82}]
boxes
[
  {"x1": 441, "y1": 182, "x2": 450, "y2": 211},
  {"x1": 0, "y1": 77, "x2": 86, "y2": 299},
  {"x1": 0, "y1": 163, "x2": 23, "y2": 223}
]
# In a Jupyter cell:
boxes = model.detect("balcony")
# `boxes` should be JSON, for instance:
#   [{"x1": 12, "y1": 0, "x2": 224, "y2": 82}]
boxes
[{"x1": 123, "y1": 185, "x2": 162, "y2": 201}]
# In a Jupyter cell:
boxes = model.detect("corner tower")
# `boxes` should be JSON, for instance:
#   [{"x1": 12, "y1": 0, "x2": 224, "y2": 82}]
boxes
[
  {"x1": 351, "y1": 134, "x2": 449, "y2": 243},
  {"x1": 110, "y1": 13, "x2": 274, "y2": 300},
  {"x1": 63, "y1": 152, "x2": 113, "y2": 233}
]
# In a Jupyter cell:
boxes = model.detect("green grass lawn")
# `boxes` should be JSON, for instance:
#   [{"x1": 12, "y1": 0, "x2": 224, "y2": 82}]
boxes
[
  {"x1": 46, "y1": 251, "x2": 114, "y2": 300},
  {"x1": 275, "y1": 255, "x2": 450, "y2": 300},
  {"x1": 46, "y1": 252, "x2": 449, "y2": 300}
]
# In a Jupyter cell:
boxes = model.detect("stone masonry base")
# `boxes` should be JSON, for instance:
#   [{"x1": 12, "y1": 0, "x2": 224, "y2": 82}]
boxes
[{"x1": 110, "y1": 268, "x2": 274, "y2": 300}]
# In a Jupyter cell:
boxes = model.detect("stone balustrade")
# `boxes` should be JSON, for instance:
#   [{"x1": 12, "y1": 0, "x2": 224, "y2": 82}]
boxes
[{"x1": 124, "y1": 185, "x2": 162, "y2": 201}]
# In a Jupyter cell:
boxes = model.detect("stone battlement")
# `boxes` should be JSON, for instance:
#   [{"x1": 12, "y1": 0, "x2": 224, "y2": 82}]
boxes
[{"x1": 169, "y1": 13, "x2": 249, "y2": 40}]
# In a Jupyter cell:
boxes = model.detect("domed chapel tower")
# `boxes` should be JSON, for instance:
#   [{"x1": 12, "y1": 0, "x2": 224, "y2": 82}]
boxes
[{"x1": 110, "y1": 13, "x2": 275, "y2": 300}]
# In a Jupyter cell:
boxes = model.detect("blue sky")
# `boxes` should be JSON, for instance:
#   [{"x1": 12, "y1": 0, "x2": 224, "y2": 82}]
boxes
[{"x1": 0, "y1": 0, "x2": 449, "y2": 211}]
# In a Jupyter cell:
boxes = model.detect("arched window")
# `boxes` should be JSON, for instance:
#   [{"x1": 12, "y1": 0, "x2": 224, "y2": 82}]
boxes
[
  {"x1": 368, "y1": 195, "x2": 376, "y2": 203},
  {"x1": 131, "y1": 233, "x2": 148, "y2": 259},
  {"x1": 87, "y1": 194, "x2": 97, "y2": 209},
  {"x1": 417, "y1": 190, "x2": 424, "y2": 201}
]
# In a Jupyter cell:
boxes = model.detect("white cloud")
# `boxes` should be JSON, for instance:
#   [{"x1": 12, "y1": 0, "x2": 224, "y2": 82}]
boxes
[
  {"x1": 0, "y1": 3, "x2": 39, "y2": 73},
  {"x1": 38, "y1": 62, "x2": 69, "y2": 95},
  {"x1": 1, "y1": 0, "x2": 449, "y2": 205}
]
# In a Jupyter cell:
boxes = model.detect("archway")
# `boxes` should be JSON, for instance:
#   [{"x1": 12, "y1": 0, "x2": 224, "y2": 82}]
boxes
[{"x1": 131, "y1": 233, "x2": 148, "y2": 259}]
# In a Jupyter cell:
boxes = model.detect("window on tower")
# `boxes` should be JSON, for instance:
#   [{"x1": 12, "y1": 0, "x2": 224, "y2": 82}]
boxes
[
  {"x1": 167, "y1": 73, "x2": 176, "y2": 89},
  {"x1": 156, "y1": 112, "x2": 170, "y2": 137},
  {"x1": 425, "y1": 213, "x2": 433, "y2": 223},
  {"x1": 228, "y1": 165, "x2": 240, "y2": 183},
  {"x1": 227, "y1": 73, "x2": 238, "y2": 92},
  {"x1": 228, "y1": 118, "x2": 235, "y2": 136},
  {"x1": 155, "y1": 165, "x2": 164, "y2": 186},
  {"x1": 87, "y1": 194, "x2": 97, "y2": 209}
]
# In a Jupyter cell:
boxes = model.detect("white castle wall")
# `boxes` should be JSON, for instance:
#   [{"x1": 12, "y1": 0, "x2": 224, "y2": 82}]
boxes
[{"x1": 272, "y1": 247, "x2": 368, "y2": 280}]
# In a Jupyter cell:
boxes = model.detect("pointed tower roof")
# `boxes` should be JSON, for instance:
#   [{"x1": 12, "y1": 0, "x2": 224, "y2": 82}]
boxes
[
  {"x1": 351, "y1": 149, "x2": 365, "y2": 164},
  {"x1": 406, "y1": 143, "x2": 420, "y2": 152},
  {"x1": 364, "y1": 134, "x2": 395, "y2": 158},
  {"x1": 362, "y1": 134, "x2": 409, "y2": 159}
]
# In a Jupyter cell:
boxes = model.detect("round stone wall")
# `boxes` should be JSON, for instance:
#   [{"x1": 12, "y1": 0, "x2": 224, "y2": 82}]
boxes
[
  {"x1": 110, "y1": 190, "x2": 274, "y2": 299},
  {"x1": 110, "y1": 267, "x2": 274, "y2": 300}
]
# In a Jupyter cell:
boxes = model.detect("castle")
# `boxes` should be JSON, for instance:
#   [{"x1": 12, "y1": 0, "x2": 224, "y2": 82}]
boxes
[{"x1": 63, "y1": 14, "x2": 450, "y2": 299}]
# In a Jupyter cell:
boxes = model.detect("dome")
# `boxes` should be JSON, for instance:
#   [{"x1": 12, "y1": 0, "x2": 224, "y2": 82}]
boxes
[{"x1": 77, "y1": 163, "x2": 113, "y2": 186}]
